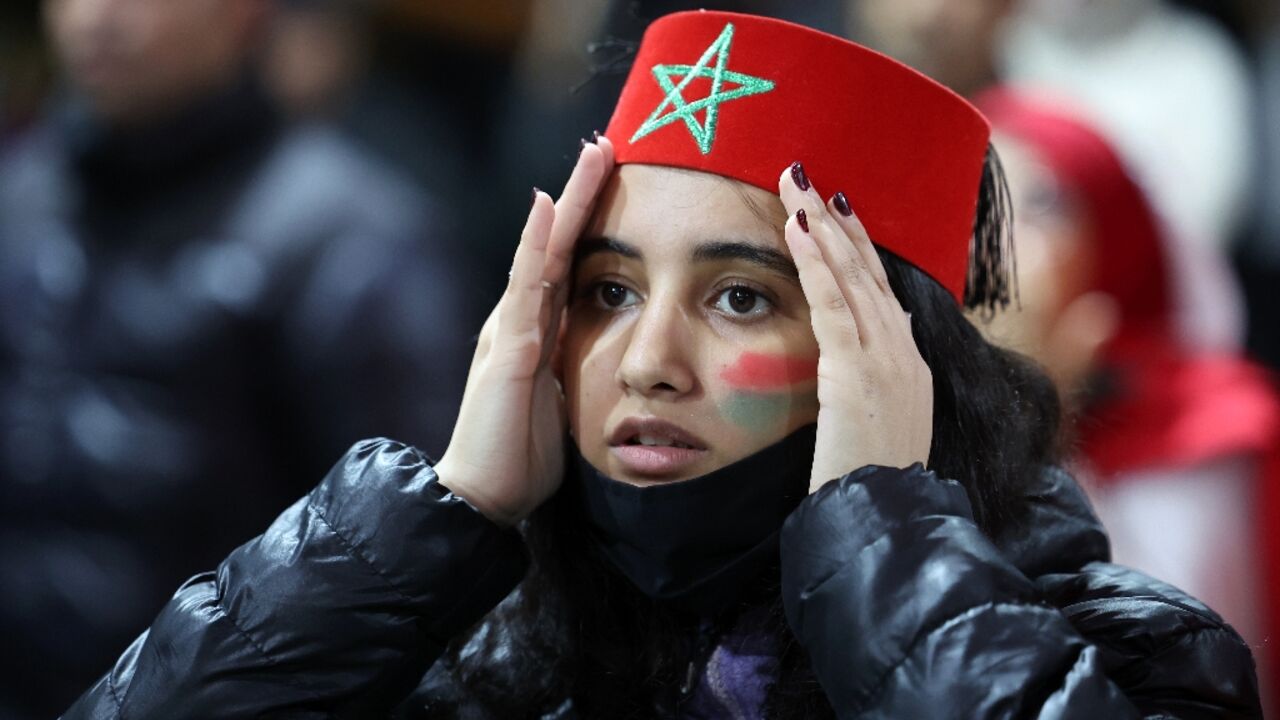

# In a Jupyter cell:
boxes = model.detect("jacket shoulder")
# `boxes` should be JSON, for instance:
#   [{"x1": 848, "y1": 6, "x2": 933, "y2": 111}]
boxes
[{"x1": 1041, "y1": 560, "x2": 1261, "y2": 717}]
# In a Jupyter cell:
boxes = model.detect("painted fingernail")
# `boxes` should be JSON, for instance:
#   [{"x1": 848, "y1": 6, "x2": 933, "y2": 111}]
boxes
[
  {"x1": 832, "y1": 191, "x2": 853, "y2": 217},
  {"x1": 592, "y1": 130, "x2": 602, "y2": 143},
  {"x1": 531, "y1": 186, "x2": 540, "y2": 207},
  {"x1": 790, "y1": 161, "x2": 811, "y2": 191},
  {"x1": 796, "y1": 208, "x2": 809, "y2": 233},
  {"x1": 578, "y1": 137, "x2": 589, "y2": 155}
]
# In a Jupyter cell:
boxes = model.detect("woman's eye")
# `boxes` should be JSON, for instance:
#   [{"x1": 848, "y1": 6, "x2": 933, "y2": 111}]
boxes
[
  {"x1": 595, "y1": 282, "x2": 639, "y2": 309},
  {"x1": 714, "y1": 286, "x2": 771, "y2": 317}
]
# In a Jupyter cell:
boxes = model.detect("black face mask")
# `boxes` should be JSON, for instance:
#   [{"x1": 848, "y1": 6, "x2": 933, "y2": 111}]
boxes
[{"x1": 566, "y1": 425, "x2": 817, "y2": 615}]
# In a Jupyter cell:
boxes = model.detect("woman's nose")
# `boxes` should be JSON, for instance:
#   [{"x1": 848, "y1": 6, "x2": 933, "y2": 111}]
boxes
[{"x1": 615, "y1": 298, "x2": 696, "y2": 397}]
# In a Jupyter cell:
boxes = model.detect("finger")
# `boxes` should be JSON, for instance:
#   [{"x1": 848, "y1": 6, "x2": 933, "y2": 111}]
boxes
[
  {"x1": 777, "y1": 163, "x2": 882, "y2": 342},
  {"x1": 474, "y1": 303, "x2": 500, "y2": 362},
  {"x1": 826, "y1": 192, "x2": 915, "y2": 342},
  {"x1": 827, "y1": 191, "x2": 893, "y2": 297},
  {"x1": 500, "y1": 190, "x2": 557, "y2": 341},
  {"x1": 783, "y1": 209, "x2": 861, "y2": 353},
  {"x1": 543, "y1": 139, "x2": 614, "y2": 284},
  {"x1": 595, "y1": 132, "x2": 616, "y2": 168},
  {"x1": 542, "y1": 135, "x2": 616, "y2": 356}
]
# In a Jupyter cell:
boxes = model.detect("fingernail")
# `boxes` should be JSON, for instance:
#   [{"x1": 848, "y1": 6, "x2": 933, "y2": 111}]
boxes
[
  {"x1": 531, "y1": 186, "x2": 540, "y2": 207},
  {"x1": 796, "y1": 208, "x2": 809, "y2": 233},
  {"x1": 592, "y1": 130, "x2": 601, "y2": 143},
  {"x1": 832, "y1": 191, "x2": 853, "y2": 217},
  {"x1": 578, "y1": 138, "x2": 588, "y2": 155},
  {"x1": 790, "y1": 161, "x2": 811, "y2": 192}
]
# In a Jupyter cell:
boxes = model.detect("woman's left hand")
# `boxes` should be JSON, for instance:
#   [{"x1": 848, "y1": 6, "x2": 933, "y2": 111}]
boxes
[{"x1": 776, "y1": 162, "x2": 934, "y2": 492}]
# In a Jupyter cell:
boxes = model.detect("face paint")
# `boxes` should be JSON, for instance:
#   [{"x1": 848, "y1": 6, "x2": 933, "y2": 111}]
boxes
[
  {"x1": 718, "y1": 352, "x2": 819, "y2": 432},
  {"x1": 720, "y1": 352, "x2": 818, "y2": 391},
  {"x1": 719, "y1": 392, "x2": 800, "y2": 433}
]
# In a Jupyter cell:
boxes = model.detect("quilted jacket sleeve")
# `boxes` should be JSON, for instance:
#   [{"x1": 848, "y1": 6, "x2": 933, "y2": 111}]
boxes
[
  {"x1": 780, "y1": 464, "x2": 1262, "y2": 719},
  {"x1": 61, "y1": 439, "x2": 529, "y2": 720}
]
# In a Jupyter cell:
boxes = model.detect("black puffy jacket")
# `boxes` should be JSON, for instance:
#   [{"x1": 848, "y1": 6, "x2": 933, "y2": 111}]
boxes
[{"x1": 62, "y1": 439, "x2": 1262, "y2": 719}]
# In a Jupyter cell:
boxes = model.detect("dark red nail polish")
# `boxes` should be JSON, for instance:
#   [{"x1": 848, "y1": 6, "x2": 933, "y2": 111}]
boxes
[
  {"x1": 790, "y1": 161, "x2": 811, "y2": 191},
  {"x1": 833, "y1": 191, "x2": 853, "y2": 217},
  {"x1": 531, "y1": 187, "x2": 540, "y2": 207},
  {"x1": 796, "y1": 208, "x2": 809, "y2": 233}
]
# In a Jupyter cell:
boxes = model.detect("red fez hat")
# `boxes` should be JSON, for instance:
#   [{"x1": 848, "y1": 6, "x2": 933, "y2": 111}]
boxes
[{"x1": 605, "y1": 10, "x2": 994, "y2": 305}]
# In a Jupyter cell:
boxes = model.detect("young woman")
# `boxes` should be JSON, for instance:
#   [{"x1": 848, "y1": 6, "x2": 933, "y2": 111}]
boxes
[{"x1": 64, "y1": 12, "x2": 1260, "y2": 719}]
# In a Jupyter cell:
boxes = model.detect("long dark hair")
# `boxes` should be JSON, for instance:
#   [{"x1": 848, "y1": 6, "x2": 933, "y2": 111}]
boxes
[{"x1": 425, "y1": 146, "x2": 1061, "y2": 719}]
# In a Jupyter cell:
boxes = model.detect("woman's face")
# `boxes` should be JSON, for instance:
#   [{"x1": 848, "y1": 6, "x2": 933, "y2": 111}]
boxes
[{"x1": 562, "y1": 165, "x2": 820, "y2": 486}]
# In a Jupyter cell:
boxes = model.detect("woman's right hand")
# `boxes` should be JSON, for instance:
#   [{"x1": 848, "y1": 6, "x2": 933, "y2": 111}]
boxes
[{"x1": 433, "y1": 137, "x2": 615, "y2": 526}]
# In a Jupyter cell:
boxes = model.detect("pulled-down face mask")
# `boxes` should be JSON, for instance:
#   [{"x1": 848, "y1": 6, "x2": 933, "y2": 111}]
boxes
[{"x1": 567, "y1": 425, "x2": 817, "y2": 615}]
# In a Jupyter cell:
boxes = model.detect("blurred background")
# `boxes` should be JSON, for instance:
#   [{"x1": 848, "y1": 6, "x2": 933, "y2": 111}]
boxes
[{"x1": 0, "y1": 0, "x2": 1276, "y2": 716}]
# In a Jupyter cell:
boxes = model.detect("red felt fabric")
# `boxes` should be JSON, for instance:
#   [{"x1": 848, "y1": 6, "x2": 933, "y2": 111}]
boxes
[
  {"x1": 1078, "y1": 335, "x2": 1279, "y2": 479},
  {"x1": 605, "y1": 10, "x2": 990, "y2": 303}
]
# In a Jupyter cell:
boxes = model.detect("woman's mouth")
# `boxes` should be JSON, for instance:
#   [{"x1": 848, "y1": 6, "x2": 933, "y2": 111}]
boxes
[
  {"x1": 628, "y1": 434, "x2": 695, "y2": 449},
  {"x1": 608, "y1": 419, "x2": 709, "y2": 477}
]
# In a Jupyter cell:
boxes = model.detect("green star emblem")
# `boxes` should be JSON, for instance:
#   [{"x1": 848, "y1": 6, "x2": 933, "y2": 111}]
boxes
[{"x1": 630, "y1": 22, "x2": 776, "y2": 155}]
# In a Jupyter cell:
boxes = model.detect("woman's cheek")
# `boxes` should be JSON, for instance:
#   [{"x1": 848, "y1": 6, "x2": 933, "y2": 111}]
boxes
[
  {"x1": 715, "y1": 352, "x2": 820, "y2": 435},
  {"x1": 564, "y1": 342, "x2": 608, "y2": 432}
]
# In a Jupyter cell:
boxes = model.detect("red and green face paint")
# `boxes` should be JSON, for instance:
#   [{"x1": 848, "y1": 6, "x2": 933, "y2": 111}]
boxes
[{"x1": 717, "y1": 352, "x2": 819, "y2": 433}]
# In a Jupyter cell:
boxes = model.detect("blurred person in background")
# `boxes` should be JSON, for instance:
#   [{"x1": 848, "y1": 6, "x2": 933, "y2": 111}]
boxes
[
  {"x1": 1001, "y1": 0, "x2": 1252, "y2": 353},
  {"x1": 845, "y1": 0, "x2": 1017, "y2": 98},
  {"x1": 0, "y1": 0, "x2": 473, "y2": 715},
  {"x1": 261, "y1": 0, "x2": 369, "y2": 121},
  {"x1": 849, "y1": 0, "x2": 1248, "y2": 356},
  {"x1": 1002, "y1": 0, "x2": 1253, "y2": 261},
  {"x1": 0, "y1": 3, "x2": 55, "y2": 142},
  {"x1": 977, "y1": 88, "x2": 1280, "y2": 715},
  {"x1": 258, "y1": 0, "x2": 543, "y2": 309}
]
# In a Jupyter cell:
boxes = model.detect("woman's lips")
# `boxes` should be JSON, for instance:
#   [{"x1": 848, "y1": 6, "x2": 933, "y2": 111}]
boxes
[
  {"x1": 607, "y1": 417, "x2": 709, "y2": 477},
  {"x1": 609, "y1": 444, "x2": 707, "y2": 477}
]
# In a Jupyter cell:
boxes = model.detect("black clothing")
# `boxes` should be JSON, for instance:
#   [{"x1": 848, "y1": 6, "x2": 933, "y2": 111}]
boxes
[
  {"x1": 0, "y1": 83, "x2": 475, "y2": 716},
  {"x1": 64, "y1": 439, "x2": 1261, "y2": 718},
  {"x1": 569, "y1": 424, "x2": 815, "y2": 614}
]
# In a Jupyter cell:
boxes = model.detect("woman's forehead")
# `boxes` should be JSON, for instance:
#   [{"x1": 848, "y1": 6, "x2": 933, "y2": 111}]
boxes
[{"x1": 588, "y1": 165, "x2": 787, "y2": 253}]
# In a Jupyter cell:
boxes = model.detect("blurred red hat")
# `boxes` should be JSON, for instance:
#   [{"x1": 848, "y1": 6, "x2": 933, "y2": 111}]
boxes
[{"x1": 977, "y1": 87, "x2": 1173, "y2": 344}]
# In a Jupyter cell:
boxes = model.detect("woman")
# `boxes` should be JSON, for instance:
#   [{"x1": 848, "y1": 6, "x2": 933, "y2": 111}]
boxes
[{"x1": 64, "y1": 12, "x2": 1260, "y2": 719}]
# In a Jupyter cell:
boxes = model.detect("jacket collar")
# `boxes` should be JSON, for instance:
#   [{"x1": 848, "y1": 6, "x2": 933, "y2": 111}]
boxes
[{"x1": 992, "y1": 466, "x2": 1112, "y2": 579}]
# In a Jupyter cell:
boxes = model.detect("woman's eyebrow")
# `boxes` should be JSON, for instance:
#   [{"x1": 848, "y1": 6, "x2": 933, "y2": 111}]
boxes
[
  {"x1": 575, "y1": 237, "x2": 641, "y2": 262},
  {"x1": 692, "y1": 240, "x2": 799, "y2": 282}
]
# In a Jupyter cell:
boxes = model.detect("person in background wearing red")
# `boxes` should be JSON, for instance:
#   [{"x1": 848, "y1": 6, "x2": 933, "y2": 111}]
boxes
[{"x1": 978, "y1": 88, "x2": 1280, "y2": 715}]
